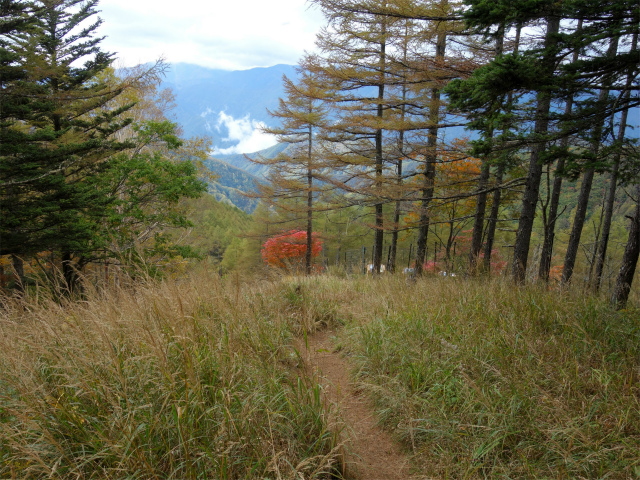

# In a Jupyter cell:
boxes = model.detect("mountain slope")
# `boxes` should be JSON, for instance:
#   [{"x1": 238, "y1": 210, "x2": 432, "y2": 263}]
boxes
[
  {"x1": 162, "y1": 63, "x2": 297, "y2": 149},
  {"x1": 202, "y1": 157, "x2": 263, "y2": 213},
  {"x1": 214, "y1": 143, "x2": 291, "y2": 177}
]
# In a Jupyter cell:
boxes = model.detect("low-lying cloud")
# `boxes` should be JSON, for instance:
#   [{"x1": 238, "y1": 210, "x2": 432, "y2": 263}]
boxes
[{"x1": 212, "y1": 112, "x2": 276, "y2": 155}]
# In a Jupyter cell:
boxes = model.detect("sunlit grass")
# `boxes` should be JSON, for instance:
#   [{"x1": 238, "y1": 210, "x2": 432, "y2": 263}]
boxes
[{"x1": 0, "y1": 270, "x2": 342, "y2": 479}]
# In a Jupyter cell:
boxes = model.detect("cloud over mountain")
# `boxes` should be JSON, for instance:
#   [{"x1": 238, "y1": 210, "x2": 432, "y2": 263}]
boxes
[{"x1": 213, "y1": 112, "x2": 274, "y2": 155}]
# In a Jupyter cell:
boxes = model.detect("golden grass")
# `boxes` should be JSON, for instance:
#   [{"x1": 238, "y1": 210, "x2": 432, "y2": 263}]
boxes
[{"x1": 0, "y1": 270, "x2": 342, "y2": 479}]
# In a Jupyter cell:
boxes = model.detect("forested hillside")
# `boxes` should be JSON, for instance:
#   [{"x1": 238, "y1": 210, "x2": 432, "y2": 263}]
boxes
[{"x1": 201, "y1": 157, "x2": 261, "y2": 212}]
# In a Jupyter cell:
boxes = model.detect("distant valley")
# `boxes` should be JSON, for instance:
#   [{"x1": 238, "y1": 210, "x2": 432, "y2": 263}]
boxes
[
  {"x1": 162, "y1": 63, "x2": 296, "y2": 152},
  {"x1": 161, "y1": 63, "x2": 298, "y2": 211}
]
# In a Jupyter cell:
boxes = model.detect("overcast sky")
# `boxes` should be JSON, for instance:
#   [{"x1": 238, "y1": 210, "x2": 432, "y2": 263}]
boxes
[{"x1": 98, "y1": 0, "x2": 325, "y2": 71}]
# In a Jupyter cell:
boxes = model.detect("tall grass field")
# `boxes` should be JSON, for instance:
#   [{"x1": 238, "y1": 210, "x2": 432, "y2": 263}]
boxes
[
  {"x1": 0, "y1": 271, "x2": 342, "y2": 479},
  {"x1": 1, "y1": 271, "x2": 639, "y2": 479}
]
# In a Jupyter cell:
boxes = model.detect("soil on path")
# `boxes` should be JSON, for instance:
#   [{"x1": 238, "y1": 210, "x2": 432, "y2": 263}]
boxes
[{"x1": 299, "y1": 330, "x2": 414, "y2": 480}]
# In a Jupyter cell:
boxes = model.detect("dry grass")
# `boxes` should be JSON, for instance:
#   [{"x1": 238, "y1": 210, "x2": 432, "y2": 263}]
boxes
[
  {"x1": 0, "y1": 270, "x2": 343, "y2": 479},
  {"x1": 2, "y1": 270, "x2": 639, "y2": 479},
  {"x1": 322, "y1": 275, "x2": 640, "y2": 479}
]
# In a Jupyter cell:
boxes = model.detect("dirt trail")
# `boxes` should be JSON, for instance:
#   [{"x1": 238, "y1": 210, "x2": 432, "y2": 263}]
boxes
[{"x1": 299, "y1": 330, "x2": 413, "y2": 480}]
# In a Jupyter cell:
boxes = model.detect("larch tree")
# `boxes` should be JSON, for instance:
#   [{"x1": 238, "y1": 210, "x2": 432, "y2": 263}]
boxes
[
  {"x1": 306, "y1": 0, "x2": 401, "y2": 275},
  {"x1": 256, "y1": 70, "x2": 330, "y2": 275}
]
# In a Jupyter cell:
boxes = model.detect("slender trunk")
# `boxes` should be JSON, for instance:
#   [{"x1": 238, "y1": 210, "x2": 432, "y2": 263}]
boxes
[
  {"x1": 586, "y1": 200, "x2": 606, "y2": 287},
  {"x1": 11, "y1": 255, "x2": 24, "y2": 293},
  {"x1": 561, "y1": 169, "x2": 596, "y2": 284},
  {"x1": 611, "y1": 185, "x2": 640, "y2": 310},
  {"x1": 538, "y1": 20, "x2": 582, "y2": 282},
  {"x1": 389, "y1": 137, "x2": 403, "y2": 273},
  {"x1": 512, "y1": 15, "x2": 560, "y2": 284},
  {"x1": 469, "y1": 26, "x2": 504, "y2": 273},
  {"x1": 483, "y1": 26, "x2": 520, "y2": 273},
  {"x1": 62, "y1": 251, "x2": 77, "y2": 293},
  {"x1": 415, "y1": 28, "x2": 446, "y2": 276},
  {"x1": 389, "y1": 28, "x2": 409, "y2": 274},
  {"x1": 592, "y1": 30, "x2": 637, "y2": 292},
  {"x1": 373, "y1": 19, "x2": 387, "y2": 275},
  {"x1": 538, "y1": 131, "x2": 570, "y2": 281},
  {"x1": 305, "y1": 121, "x2": 313, "y2": 275},
  {"x1": 483, "y1": 163, "x2": 504, "y2": 271},
  {"x1": 562, "y1": 35, "x2": 619, "y2": 286}
]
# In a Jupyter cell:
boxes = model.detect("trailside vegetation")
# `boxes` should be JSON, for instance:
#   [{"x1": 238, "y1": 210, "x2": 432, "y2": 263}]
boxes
[{"x1": 0, "y1": 0, "x2": 208, "y2": 291}]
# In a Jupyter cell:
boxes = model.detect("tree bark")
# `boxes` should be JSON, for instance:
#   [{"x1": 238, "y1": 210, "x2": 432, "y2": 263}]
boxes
[
  {"x1": 611, "y1": 185, "x2": 640, "y2": 310},
  {"x1": 415, "y1": 28, "x2": 446, "y2": 276},
  {"x1": 483, "y1": 163, "x2": 504, "y2": 272},
  {"x1": 512, "y1": 16, "x2": 561, "y2": 284}
]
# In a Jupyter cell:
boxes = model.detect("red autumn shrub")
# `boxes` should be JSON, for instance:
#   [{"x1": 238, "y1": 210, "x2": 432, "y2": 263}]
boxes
[{"x1": 261, "y1": 230, "x2": 323, "y2": 269}]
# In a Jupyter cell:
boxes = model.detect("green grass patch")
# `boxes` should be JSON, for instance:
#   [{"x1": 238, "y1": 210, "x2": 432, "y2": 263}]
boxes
[{"x1": 335, "y1": 277, "x2": 640, "y2": 478}]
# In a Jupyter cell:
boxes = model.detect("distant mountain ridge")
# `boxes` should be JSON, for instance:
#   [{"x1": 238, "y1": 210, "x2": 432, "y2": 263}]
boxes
[
  {"x1": 161, "y1": 63, "x2": 297, "y2": 149},
  {"x1": 214, "y1": 143, "x2": 291, "y2": 177}
]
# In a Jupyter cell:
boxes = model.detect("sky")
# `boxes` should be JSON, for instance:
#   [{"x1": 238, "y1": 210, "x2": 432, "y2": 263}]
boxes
[{"x1": 97, "y1": 0, "x2": 325, "y2": 71}]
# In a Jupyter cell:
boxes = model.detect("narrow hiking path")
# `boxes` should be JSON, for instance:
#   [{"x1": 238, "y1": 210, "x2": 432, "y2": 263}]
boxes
[{"x1": 299, "y1": 329, "x2": 414, "y2": 480}]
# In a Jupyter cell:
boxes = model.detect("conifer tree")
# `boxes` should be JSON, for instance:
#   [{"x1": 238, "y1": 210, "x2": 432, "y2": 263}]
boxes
[
  {"x1": 1, "y1": 0, "x2": 206, "y2": 291},
  {"x1": 256, "y1": 71, "x2": 330, "y2": 274},
  {"x1": 306, "y1": 0, "x2": 399, "y2": 274}
]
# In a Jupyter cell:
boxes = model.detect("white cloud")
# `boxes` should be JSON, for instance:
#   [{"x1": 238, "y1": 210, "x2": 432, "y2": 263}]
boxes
[
  {"x1": 98, "y1": 0, "x2": 324, "y2": 70},
  {"x1": 213, "y1": 112, "x2": 276, "y2": 155}
]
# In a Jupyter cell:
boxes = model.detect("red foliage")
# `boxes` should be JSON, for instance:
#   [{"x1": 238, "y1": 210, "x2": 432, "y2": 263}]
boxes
[{"x1": 261, "y1": 230, "x2": 323, "y2": 269}]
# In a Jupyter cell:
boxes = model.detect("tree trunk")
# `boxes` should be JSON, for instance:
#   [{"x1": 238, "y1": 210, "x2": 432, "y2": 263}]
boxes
[
  {"x1": 305, "y1": 122, "x2": 313, "y2": 275},
  {"x1": 538, "y1": 99, "x2": 574, "y2": 282},
  {"x1": 592, "y1": 29, "x2": 636, "y2": 292},
  {"x1": 11, "y1": 255, "x2": 24, "y2": 293},
  {"x1": 562, "y1": 168, "x2": 596, "y2": 285},
  {"x1": 389, "y1": 32, "x2": 409, "y2": 274},
  {"x1": 373, "y1": 19, "x2": 387, "y2": 275},
  {"x1": 483, "y1": 163, "x2": 504, "y2": 272},
  {"x1": 511, "y1": 16, "x2": 560, "y2": 284},
  {"x1": 562, "y1": 35, "x2": 619, "y2": 286},
  {"x1": 415, "y1": 29, "x2": 446, "y2": 276},
  {"x1": 483, "y1": 26, "x2": 520, "y2": 273},
  {"x1": 389, "y1": 149, "x2": 403, "y2": 274},
  {"x1": 610, "y1": 185, "x2": 640, "y2": 310},
  {"x1": 538, "y1": 19, "x2": 582, "y2": 282},
  {"x1": 469, "y1": 26, "x2": 504, "y2": 274},
  {"x1": 62, "y1": 251, "x2": 77, "y2": 293}
]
